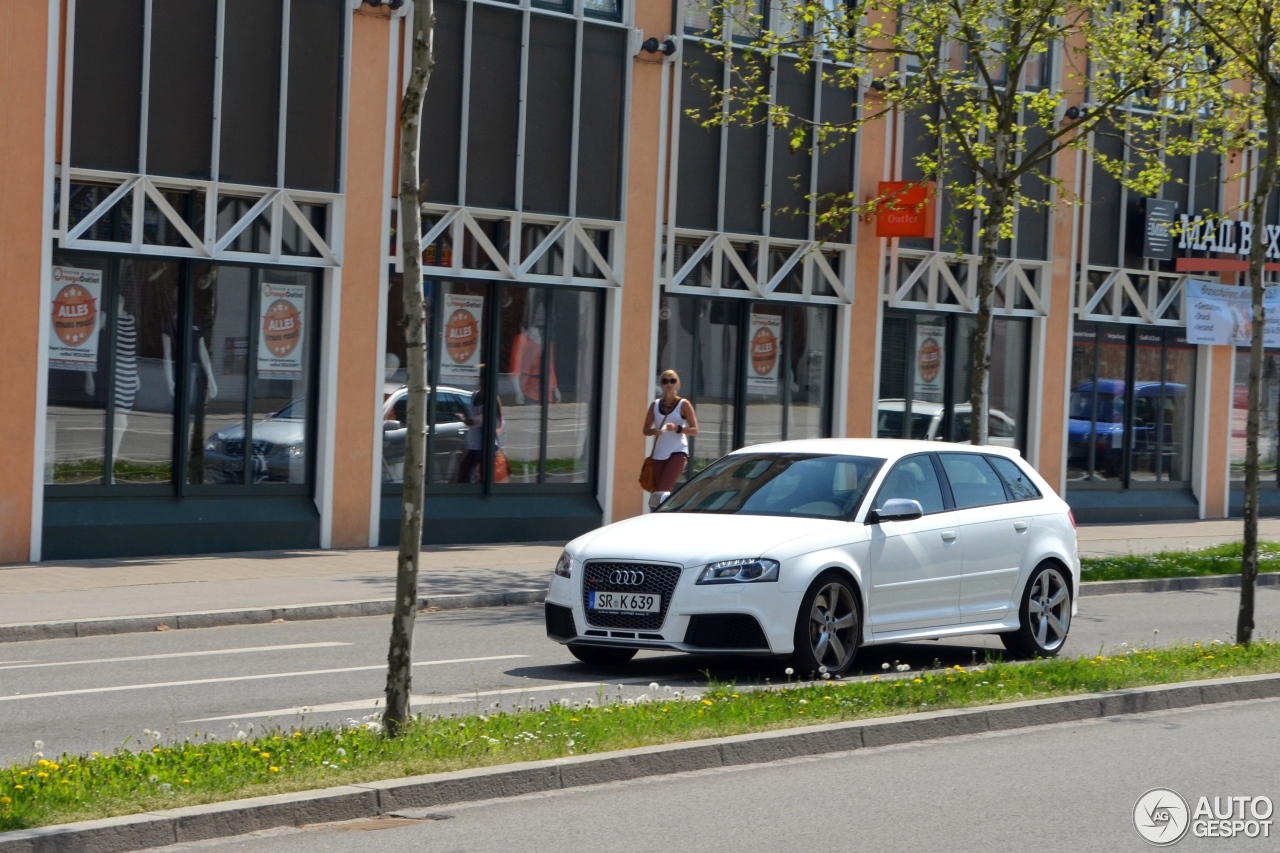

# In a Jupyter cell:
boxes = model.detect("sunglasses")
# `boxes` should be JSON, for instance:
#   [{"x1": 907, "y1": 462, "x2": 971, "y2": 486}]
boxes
[{"x1": 661, "y1": 378, "x2": 678, "y2": 385}]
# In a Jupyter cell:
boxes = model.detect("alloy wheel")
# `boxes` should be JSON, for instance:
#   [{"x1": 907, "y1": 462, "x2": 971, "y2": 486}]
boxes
[
  {"x1": 808, "y1": 582, "x2": 858, "y2": 671},
  {"x1": 1027, "y1": 567, "x2": 1071, "y2": 652}
]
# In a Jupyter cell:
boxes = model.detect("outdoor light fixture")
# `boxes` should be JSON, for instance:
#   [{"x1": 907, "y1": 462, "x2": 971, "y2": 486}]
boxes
[
  {"x1": 365, "y1": 0, "x2": 406, "y2": 9},
  {"x1": 1064, "y1": 105, "x2": 1082, "y2": 120},
  {"x1": 868, "y1": 78, "x2": 887, "y2": 92},
  {"x1": 640, "y1": 36, "x2": 677, "y2": 56}
]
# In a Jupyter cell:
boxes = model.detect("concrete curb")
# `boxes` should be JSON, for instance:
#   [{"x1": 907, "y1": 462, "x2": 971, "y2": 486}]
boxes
[
  {"x1": 1078, "y1": 570, "x2": 1280, "y2": 597},
  {"x1": 1, "y1": 572, "x2": 1277, "y2": 644},
  {"x1": 0, "y1": 590, "x2": 545, "y2": 644},
  {"x1": 3, "y1": 673, "x2": 1278, "y2": 852}
]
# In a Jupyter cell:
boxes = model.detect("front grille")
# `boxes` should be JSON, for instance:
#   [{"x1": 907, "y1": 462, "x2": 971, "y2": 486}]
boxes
[
  {"x1": 683, "y1": 613, "x2": 769, "y2": 650},
  {"x1": 582, "y1": 561, "x2": 681, "y2": 630},
  {"x1": 544, "y1": 603, "x2": 577, "y2": 640}
]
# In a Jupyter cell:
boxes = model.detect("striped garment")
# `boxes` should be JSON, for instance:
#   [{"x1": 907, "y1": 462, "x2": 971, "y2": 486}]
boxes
[{"x1": 114, "y1": 311, "x2": 139, "y2": 411}]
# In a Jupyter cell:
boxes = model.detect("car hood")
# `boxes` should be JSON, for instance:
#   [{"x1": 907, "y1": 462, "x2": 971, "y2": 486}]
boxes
[
  {"x1": 566, "y1": 512, "x2": 851, "y2": 567},
  {"x1": 213, "y1": 419, "x2": 304, "y2": 446}
]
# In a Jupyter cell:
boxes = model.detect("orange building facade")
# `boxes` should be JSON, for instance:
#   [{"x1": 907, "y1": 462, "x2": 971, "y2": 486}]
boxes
[{"x1": 0, "y1": 0, "x2": 1265, "y2": 563}]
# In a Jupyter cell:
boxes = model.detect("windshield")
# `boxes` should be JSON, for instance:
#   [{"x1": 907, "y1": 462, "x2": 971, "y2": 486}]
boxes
[
  {"x1": 1069, "y1": 391, "x2": 1121, "y2": 422},
  {"x1": 658, "y1": 453, "x2": 884, "y2": 519}
]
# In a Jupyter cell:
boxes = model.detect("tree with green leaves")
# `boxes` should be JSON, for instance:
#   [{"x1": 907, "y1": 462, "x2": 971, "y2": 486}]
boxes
[
  {"x1": 1184, "y1": 0, "x2": 1280, "y2": 645},
  {"x1": 385, "y1": 0, "x2": 436, "y2": 738},
  {"x1": 692, "y1": 0, "x2": 1212, "y2": 444}
]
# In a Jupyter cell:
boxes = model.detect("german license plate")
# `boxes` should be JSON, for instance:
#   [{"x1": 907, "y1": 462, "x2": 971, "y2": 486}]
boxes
[{"x1": 588, "y1": 591, "x2": 660, "y2": 613}]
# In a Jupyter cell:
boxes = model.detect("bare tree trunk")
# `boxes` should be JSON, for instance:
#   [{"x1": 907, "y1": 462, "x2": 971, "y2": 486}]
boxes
[
  {"x1": 385, "y1": 0, "x2": 435, "y2": 738},
  {"x1": 1240, "y1": 83, "x2": 1279, "y2": 646},
  {"x1": 970, "y1": 184, "x2": 1009, "y2": 447}
]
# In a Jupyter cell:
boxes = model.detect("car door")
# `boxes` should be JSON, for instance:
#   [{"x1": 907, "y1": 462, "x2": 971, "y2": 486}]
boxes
[
  {"x1": 936, "y1": 452, "x2": 1030, "y2": 624},
  {"x1": 865, "y1": 454, "x2": 961, "y2": 633}
]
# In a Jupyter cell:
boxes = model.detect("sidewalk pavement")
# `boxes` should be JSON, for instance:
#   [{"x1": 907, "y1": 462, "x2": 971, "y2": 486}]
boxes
[{"x1": 1, "y1": 519, "x2": 1278, "y2": 632}]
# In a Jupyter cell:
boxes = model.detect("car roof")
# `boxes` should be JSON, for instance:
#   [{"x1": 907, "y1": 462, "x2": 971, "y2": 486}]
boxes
[{"x1": 726, "y1": 437, "x2": 1024, "y2": 461}]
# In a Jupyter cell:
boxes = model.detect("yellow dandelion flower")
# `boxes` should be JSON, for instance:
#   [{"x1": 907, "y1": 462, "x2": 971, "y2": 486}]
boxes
[
  {"x1": 269, "y1": 766, "x2": 279, "y2": 773},
  {"x1": 260, "y1": 752, "x2": 270, "y2": 759},
  {"x1": 13, "y1": 785, "x2": 23, "y2": 791},
  {"x1": 570, "y1": 718, "x2": 579, "y2": 723},
  {"x1": 912, "y1": 678, "x2": 923, "y2": 684},
  {"x1": 1, "y1": 797, "x2": 10, "y2": 805},
  {"x1": 701, "y1": 699, "x2": 714, "y2": 706},
  {"x1": 36, "y1": 773, "x2": 48, "y2": 780}
]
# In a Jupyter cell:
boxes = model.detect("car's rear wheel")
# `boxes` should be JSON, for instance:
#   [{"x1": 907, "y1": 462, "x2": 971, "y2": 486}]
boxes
[
  {"x1": 791, "y1": 572, "x2": 860, "y2": 677},
  {"x1": 567, "y1": 645, "x2": 638, "y2": 666},
  {"x1": 1001, "y1": 562, "x2": 1072, "y2": 658}
]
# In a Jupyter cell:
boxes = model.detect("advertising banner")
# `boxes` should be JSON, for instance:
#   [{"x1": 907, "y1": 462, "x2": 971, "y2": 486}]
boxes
[
  {"x1": 913, "y1": 321, "x2": 946, "y2": 402},
  {"x1": 1184, "y1": 279, "x2": 1280, "y2": 347},
  {"x1": 440, "y1": 293, "x2": 484, "y2": 383},
  {"x1": 258, "y1": 282, "x2": 307, "y2": 379},
  {"x1": 746, "y1": 310, "x2": 782, "y2": 392},
  {"x1": 1143, "y1": 198, "x2": 1177, "y2": 260},
  {"x1": 49, "y1": 265, "x2": 104, "y2": 371}
]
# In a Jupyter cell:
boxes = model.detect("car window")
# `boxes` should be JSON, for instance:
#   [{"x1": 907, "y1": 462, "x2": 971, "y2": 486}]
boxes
[
  {"x1": 658, "y1": 453, "x2": 883, "y2": 519},
  {"x1": 435, "y1": 393, "x2": 467, "y2": 420},
  {"x1": 987, "y1": 455, "x2": 1041, "y2": 501},
  {"x1": 873, "y1": 455, "x2": 945, "y2": 514},
  {"x1": 392, "y1": 397, "x2": 407, "y2": 423},
  {"x1": 938, "y1": 452, "x2": 1008, "y2": 509}
]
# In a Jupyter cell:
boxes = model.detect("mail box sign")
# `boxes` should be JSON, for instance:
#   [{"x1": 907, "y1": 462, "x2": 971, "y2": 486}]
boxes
[{"x1": 874, "y1": 181, "x2": 937, "y2": 239}]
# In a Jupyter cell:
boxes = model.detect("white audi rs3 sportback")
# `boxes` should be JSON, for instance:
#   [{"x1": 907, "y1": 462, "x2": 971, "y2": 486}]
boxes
[{"x1": 544, "y1": 439, "x2": 1079, "y2": 676}]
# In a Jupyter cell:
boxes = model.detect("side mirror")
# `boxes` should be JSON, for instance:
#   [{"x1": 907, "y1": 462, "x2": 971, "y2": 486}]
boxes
[
  {"x1": 383, "y1": 420, "x2": 403, "y2": 430},
  {"x1": 867, "y1": 498, "x2": 924, "y2": 524}
]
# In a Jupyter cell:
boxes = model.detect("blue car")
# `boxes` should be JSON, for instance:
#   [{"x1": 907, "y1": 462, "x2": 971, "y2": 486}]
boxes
[{"x1": 1068, "y1": 380, "x2": 1187, "y2": 476}]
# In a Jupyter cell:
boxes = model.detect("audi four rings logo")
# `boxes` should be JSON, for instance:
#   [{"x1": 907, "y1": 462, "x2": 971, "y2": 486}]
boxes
[{"x1": 609, "y1": 569, "x2": 646, "y2": 586}]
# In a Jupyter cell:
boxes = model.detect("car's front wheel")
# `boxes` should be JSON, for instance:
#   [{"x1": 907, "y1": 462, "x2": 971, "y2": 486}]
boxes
[
  {"x1": 791, "y1": 572, "x2": 860, "y2": 678},
  {"x1": 567, "y1": 645, "x2": 638, "y2": 666},
  {"x1": 1001, "y1": 562, "x2": 1073, "y2": 658}
]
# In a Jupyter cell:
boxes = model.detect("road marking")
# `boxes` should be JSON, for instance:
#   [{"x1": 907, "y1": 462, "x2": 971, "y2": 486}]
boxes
[
  {"x1": 0, "y1": 643, "x2": 351, "y2": 672},
  {"x1": 0, "y1": 655, "x2": 527, "y2": 703},
  {"x1": 185, "y1": 677, "x2": 674, "y2": 722}
]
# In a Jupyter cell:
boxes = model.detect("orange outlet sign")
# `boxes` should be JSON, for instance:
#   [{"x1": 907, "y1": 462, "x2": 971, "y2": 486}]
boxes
[{"x1": 875, "y1": 181, "x2": 936, "y2": 239}]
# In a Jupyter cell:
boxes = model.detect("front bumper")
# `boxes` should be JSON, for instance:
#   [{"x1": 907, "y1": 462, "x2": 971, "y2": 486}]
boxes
[{"x1": 544, "y1": 562, "x2": 802, "y2": 655}]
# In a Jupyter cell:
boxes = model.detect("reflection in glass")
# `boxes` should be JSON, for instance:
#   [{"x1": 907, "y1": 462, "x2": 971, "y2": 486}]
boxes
[
  {"x1": 690, "y1": 301, "x2": 740, "y2": 472},
  {"x1": 114, "y1": 259, "x2": 178, "y2": 483},
  {"x1": 189, "y1": 265, "x2": 249, "y2": 484},
  {"x1": 547, "y1": 289, "x2": 599, "y2": 482},
  {"x1": 250, "y1": 270, "x2": 313, "y2": 484},
  {"x1": 1067, "y1": 324, "x2": 1195, "y2": 486},
  {"x1": 1231, "y1": 350, "x2": 1280, "y2": 482},
  {"x1": 743, "y1": 305, "x2": 785, "y2": 446},
  {"x1": 437, "y1": 282, "x2": 489, "y2": 485},
  {"x1": 950, "y1": 316, "x2": 1028, "y2": 449},
  {"x1": 45, "y1": 256, "x2": 111, "y2": 484},
  {"x1": 787, "y1": 305, "x2": 833, "y2": 440},
  {"x1": 499, "y1": 287, "x2": 547, "y2": 483}
]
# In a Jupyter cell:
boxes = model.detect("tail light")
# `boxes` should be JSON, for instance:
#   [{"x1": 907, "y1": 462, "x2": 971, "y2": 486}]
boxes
[{"x1": 1068, "y1": 509, "x2": 1077, "y2": 529}]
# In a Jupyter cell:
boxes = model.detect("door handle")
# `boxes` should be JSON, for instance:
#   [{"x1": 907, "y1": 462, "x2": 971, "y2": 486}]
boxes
[
  {"x1": 941, "y1": 530, "x2": 958, "y2": 542},
  {"x1": 1013, "y1": 521, "x2": 1029, "y2": 533}
]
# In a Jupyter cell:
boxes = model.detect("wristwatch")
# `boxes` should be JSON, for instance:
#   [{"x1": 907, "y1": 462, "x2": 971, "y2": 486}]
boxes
[{"x1": 676, "y1": 425, "x2": 683, "y2": 433}]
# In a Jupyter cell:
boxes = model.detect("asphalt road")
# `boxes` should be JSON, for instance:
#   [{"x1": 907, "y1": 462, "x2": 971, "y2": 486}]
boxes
[
  {"x1": 170, "y1": 698, "x2": 1280, "y2": 852},
  {"x1": 1, "y1": 587, "x2": 1277, "y2": 765}
]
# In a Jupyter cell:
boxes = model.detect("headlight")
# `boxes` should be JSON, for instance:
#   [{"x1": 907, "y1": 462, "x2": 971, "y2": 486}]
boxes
[
  {"x1": 696, "y1": 558, "x2": 779, "y2": 585},
  {"x1": 274, "y1": 444, "x2": 305, "y2": 459},
  {"x1": 554, "y1": 551, "x2": 574, "y2": 578},
  {"x1": 204, "y1": 437, "x2": 223, "y2": 454}
]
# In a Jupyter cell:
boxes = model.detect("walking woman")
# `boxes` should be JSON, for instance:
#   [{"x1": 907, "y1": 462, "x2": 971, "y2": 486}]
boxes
[{"x1": 643, "y1": 369, "x2": 698, "y2": 508}]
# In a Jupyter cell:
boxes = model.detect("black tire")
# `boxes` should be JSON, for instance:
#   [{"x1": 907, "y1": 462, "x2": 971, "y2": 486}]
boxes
[
  {"x1": 791, "y1": 571, "x2": 861, "y2": 678},
  {"x1": 567, "y1": 645, "x2": 638, "y2": 666},
  {"x1": 1001, "y1": 562, "x2": 1073, "y2": 658}
]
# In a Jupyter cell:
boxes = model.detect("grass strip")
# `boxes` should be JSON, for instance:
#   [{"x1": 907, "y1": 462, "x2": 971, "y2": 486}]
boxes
[
  {"x1": 3, "y1": 640, "x2": 1279, "y2": 832},
  {"x1": 1080, "y1": 541, "x2": 1280, "y2": 582}
]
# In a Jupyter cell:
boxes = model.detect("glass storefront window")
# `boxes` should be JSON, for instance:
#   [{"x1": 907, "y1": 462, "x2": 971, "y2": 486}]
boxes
[
  {"x1": 656, "y1": 292, "x2": 837, "y2": 475},
  {"x1": 1230, "y1": 349, "x2": 1280, "y2": 483},
  {"x1": 877, "y1": 311, "x2": 1030, "y2": 453},
  {"x1": 45, "y1": 252, "x2": 320, "y2": 490},
  {"x1": 383, "y1": 277, "x2": 602, "y2": 490},
  {"x1": 1067, "y1": 323, "x2": 1196, "y2": 487}
]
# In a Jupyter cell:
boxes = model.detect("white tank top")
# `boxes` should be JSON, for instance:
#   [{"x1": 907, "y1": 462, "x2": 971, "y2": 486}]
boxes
[{"x1": 651, "y1": 398, "x2": 689, "y2": 460}]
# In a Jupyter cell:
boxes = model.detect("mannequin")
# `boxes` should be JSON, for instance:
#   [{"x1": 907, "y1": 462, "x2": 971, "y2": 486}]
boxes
[{"x1": 84, "y1": 292, "x2": 136, "y2": 461}]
